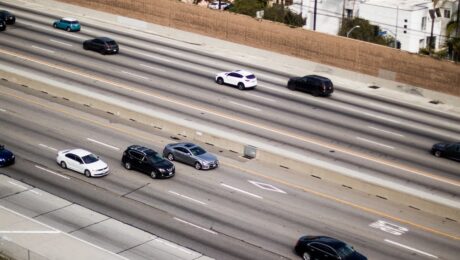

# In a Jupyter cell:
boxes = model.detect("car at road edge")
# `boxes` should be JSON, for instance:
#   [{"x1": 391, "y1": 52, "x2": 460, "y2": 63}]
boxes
[{"x1": 56, "y1": 148, "x2": 109, "y2": 177}]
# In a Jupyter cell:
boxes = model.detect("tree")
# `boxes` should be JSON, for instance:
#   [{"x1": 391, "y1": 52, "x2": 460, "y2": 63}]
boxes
[
  {"x1": 263, "y1": 4, "x2": 305, "y2": 27},
  {"x1": 339, "y1": 18, "x2": 393, "y2": 46},
  {"x1": 445, "y1": 12, "x2": 460, "y2": 61},
  {"x1": 228, "y1": 0, "x2": 267, "y2": 17}
]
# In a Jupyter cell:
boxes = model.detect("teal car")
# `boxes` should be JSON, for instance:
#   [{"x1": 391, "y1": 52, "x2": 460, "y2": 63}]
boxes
[{"x1": 53, "y1": 17, "x2": 80, "y2": 32}]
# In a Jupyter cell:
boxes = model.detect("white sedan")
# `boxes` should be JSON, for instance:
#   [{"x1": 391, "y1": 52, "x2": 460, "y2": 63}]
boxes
[
  {"x1": 215, "y1": 70, "x2": 257, "y2": 90},
  {"x1": 56, "y1": 148, "x2": 109, "y2": 177}
]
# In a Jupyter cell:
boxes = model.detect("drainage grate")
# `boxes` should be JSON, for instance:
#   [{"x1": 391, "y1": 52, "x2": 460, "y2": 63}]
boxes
[
  {"x1": 429, "y1": 100, "x2": 442, "y2": 104},
  {"x1": 369, "y1": 85, "x2": 380, "y2": 89}
]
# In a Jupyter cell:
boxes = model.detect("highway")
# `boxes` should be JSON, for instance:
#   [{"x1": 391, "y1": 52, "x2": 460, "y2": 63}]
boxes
[{"x1": 0, "y1": 1, "x2": 459, "y2": 259}]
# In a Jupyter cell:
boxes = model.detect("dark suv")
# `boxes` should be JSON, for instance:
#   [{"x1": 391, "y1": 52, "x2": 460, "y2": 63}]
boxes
[
  {"x1": 122, "y1": 145, "x2": 175, "y2": 179},
  {"x1": 287, "y1": 75, "x2": 334, "y2": 96},
  {"x1": 431, "y1": 142, "x2": 460, "y2": 161},
  {"x1": 83, "y1": 37, "x2": 119, "y2": 54},
  {"x1": 0, "y1": 10, "x2": 15, "y2": 25}
]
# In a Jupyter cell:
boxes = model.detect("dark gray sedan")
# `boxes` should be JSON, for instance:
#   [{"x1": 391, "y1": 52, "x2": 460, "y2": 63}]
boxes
[{"x1": 163, "y1": 142, "x2": 218, "y2": 170}]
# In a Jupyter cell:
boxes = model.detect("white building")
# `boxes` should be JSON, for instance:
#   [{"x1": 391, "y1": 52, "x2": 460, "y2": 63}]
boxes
[{"x1": 288, "y1": 0, "x2": 459, "y2": 53}]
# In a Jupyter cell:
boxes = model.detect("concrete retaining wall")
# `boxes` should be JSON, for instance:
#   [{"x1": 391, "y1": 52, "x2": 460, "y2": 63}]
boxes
[{"x1": 57, "y1": 0, "x2": 460, "y2": 96}]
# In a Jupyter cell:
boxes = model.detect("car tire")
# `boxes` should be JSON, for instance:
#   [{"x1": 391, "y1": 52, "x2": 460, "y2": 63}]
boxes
[
  {"x1": 84, "y1": 170, "x2": 91, "y2": 177},
  {"x1": 237, "y1": 83, "x2": 245, "y2": 90},
  {"x1": 216, "y1": 77, "x2": 224, "y2": 85},
  {"x1": 60, "y1": 161, "x2": 67, "y2": 169},
  {"x1": 434, "y1": 150, "x2": 442, "y2": 157},
  {"x1": 53, "y1": 23, "x2": 57, "y2": 28},
  {"x1": 194, "y1": 162, "x2": 202, "y2": 170},
  {"x1": 302, "y1": 252, "x2": 311, "y2": 260},
  {"x1": 124, "y1": 162, "x2": 131, "y2": 170},
  {"x1": 83, "y1": 43, "x2": 88, "y2": 50},
  {"x1": 151, "y1": 171, "x2": 157, "y2": 179},
  {"x1": 167, "y1": 153, "x2": 175, "y2": 161},
  {"x1": 66, "y1": 27, "x2": 70, "y2": 32}
]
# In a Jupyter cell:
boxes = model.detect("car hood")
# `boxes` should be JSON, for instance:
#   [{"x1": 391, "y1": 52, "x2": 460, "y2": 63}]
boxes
[
  {"x1": 86, "y1": 159, "x2": 108, "y2": 170},
  {"x1": 433, "y1": 142, "x2": 448, "y2": 150},
  {"x1": 196, "y1": 152, "x2": 217, "y2": 163},
  {"x1": 0, "y1": 149, "x2": 13, "y2": 159},
  {"x1": 154, "y1": 159, "x2": 174, "y2": 169}
]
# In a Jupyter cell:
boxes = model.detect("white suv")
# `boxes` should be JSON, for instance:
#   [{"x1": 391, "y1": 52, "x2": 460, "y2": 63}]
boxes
[{"x1": 215, "y1": 70, "x2": 257, "y2": 90}]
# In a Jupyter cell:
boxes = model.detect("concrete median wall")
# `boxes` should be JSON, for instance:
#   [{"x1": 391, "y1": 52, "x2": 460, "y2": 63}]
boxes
[{"x1": 57, "y1": 0, "x2": 460, "y2": 96}]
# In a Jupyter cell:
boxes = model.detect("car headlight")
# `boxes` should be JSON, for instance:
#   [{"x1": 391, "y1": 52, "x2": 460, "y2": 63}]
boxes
[
  {"x1": 159, "y1": 168, "x2": 166, "y2": 173},
  {"x1": 0, "y1": 158, "x2": 4, "y2": 162}
]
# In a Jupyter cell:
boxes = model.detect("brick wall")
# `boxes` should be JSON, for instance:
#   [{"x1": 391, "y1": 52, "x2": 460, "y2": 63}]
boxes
[{"x1": 58, "y1": 0, "x2": 460, "y2": 96}]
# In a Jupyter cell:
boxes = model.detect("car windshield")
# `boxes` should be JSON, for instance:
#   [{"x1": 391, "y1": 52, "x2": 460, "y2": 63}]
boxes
[
  {"x1": 246, "y1": 74, "x2": 256, "y2": 79},
  {"x1": 107, "y1": 40, "x2": 117, "y2": 46},
  {"x1": 82, "y1": 153, "x2": 99, "y2": 164},
  {"x1": 190, "y1": 146, "x2": 206, "y2": 156},
  {"x1": 146, "y1": 152, "x2": 164, "y2": 163},
  {"x1": 70, "y1": 21, "x2": 79, "y2": 24},
  {"x1": 336, "y1": 244, "x2": 355, "y2": 258}
]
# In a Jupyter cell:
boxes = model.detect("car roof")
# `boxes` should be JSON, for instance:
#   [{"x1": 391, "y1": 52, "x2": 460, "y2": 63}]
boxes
[
  {"x1": 231, "y1": 70, "x2": 254, "y2": 76},
  {"x1": 97, "y1": 37, "x2": 115, "y2": 42},
  {"x1": 311, "y1": 236, "x2": 346, "y2": 249},
  {"x1": 127, "y1": 145, "x2": 157, "y2": 154},
  {"x1": 67, "y1": 148, "x2": 92, "y2": 157},
  {"x1": 62, "y1": 17, "x2": 78, "y2": 22},
  {"x1": 304, "y1": 75, "x2": 331, "y2": 81}
]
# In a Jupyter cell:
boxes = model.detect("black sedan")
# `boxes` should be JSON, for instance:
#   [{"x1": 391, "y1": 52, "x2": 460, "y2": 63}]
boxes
[
  {"x1": 295, "y1": 236, "x2": 367, "y2": 260},
  {"x1": 431, "y1": 142, "x2": 460, "y2": 161},
  {"x1": 0, "y1": 10, "x2": 15, "y2": 25},
  {"x1": 83, "y1": 37, "x2": 119, "y2": 54},
  {"x1": 0, "y1": 145, "x2": 15, "y2": 167}
]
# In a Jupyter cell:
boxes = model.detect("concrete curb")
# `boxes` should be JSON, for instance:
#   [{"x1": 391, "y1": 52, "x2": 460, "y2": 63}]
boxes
[{"x1": 1, "y1": 67, "x2": 459, "y2": 223}]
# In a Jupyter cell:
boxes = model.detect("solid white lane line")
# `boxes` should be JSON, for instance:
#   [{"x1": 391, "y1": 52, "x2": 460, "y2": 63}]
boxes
[
  {"x1": 356, "y1": 137, "x2": 394, "y2": 149},
  {"x1": 35, "y1": 165, "x2": 70, "y2": 180},
  {"x1": 173, "y1": 217, "x2": 217, "y2": 235},
  {"x1": 8, "y1": 181, "x2": 28, "y2": 190},
  {"x1": 121, "y1": 70, "x2": 149, "y2": 80},
  {"x1": 246, "y1": 93, "x2": 276, "y2": 102},
  {"x1": 384, "y1": 239, "x2": 438, "y2": 258},
  {"x1": 39, "y1": 143, "x2": 58, "y2": 151},
  {"x1": 0, "y1": 205, "x2": 129, "y2": 260},
  {"x1": 139, "y1": 63, "x2": 166, "y2": 72},
  {"x1": 169, "y1": 191, "x2": 206, "y2": 205},
  {"x1": 220, "y1": 183, "x2": 263, "y2": 199},
  {"x1": 30, "y1": 189, "x2": 41, "y2": 195},
  {"x1": 0, "y1": 230, "x2": 60, "y2": 234},
  {"x1": 368, "y1": 126, "x2": 404, "y2": 137},
  {"x1": 32, "y1": 45, "x2": 55, "y2": 53},
  {"x1": 86, "y1": 138, "x2": 120, "y2": 150},
  {"x1": 125, "y1": 49, "x2": 172, "y2": 62},
  {"x1": 49, "y1": 39, "x2": 72, "y2": 47},
  {"x1": 229, "y1": 101, "x2": 261, "y2": 112}
]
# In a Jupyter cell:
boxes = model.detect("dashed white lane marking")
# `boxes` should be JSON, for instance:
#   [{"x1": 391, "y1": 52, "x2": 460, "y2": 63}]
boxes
[
  {"x1": 384, "y1": 239, "x2": 438, "y2": 258},
  {"x1": 0, "y1": 230, "x2": 60, "y2": 234},
  {"x1": 229, "y1": 101, "x2": 261, "y2": 112},
  {"x1": 356, "y1": 137, "x2": 394, "y2": 149},
  {"x1": 35, "y1": 165, "x2": 70, "y2": 180},
  {"x1": 368, "y1": 126, "x2": 404, "y2": 137},
  {"x1": 173, "y1": 217, "x2": 217, "y2": 235},
  {"x1": 0, "y1": 205, "x2": 129, "y2": 260},
  {"x1": 49, "y1": 39, "x2": 72, "y2": 47},
  {"x1": 86, "y1": 138, "x2": 120, "y2": 151},
  {"x1": 248, "y1": 180, "x2": 286, "y2": 194},
  {"x1": 0, "y1": 108, "x2": 6, "y2": 112},
  {"x1": 140, "y1": 63, "x2": 166, "y2": 72},
  {"x1": 169, "y1": 191, "x2": 206, "y2": 205},
  {"x1": 121, "y1": 70, "x2": 149, "y2": 80},
  {"x1": 39, "y1": 143, "x2": 58, "y2": 151},
  {"x1": 246, "y1": 93, "x2": 276, "y2": 102},
  {"x1": 220, "y1": 183, "x2": 263, "y2": 199},
  {"x1": 32, "y1": 45, "x2": 55, "y2": 53},
  {"x1": 125, "y1": 49, "x2": 172, "y2": 62},
  {"x1": 8, "y1": 181, "x2": 28, "y2": 190}
]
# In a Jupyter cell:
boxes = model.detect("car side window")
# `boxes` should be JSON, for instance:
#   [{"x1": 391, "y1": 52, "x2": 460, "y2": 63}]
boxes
[
  {"x1": 310, "y1": 243, "x2": 336, "y2": 256},
  {"x1": 129, "y1": 151, "x2": 143, "y2": 161},
  {"x1": 65, "y1": 153, "x2": 76, "y2": 161},
  {"x1": 75, "y1": 156, "x2": 83, "y2": 164},
  {"x1": 175, "y1": 147, "x2": 188, "y2": 154}
]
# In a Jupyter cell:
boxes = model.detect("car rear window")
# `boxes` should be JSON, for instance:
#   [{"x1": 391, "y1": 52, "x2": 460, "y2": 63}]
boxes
[
  {"x1": 70, "y1": 21, "x2": 79, "y2": 24},
  {"x1": 107, "y1": 41, "x2": 117, "y2": 46},
  {"x1": 324, "y1": 81, "x2": 333, "y2": 88},
  {"x1": 246, "y1": 74, "x2": 256, "y2": 79}
]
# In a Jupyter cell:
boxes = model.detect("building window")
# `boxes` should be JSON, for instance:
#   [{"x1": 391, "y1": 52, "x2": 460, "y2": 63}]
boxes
[
  {"x1": 421, "y1": 16, "x2": 427, "y2": 30},
  {"x1": 346, "y1": 9, "x2": 353, "y2": 18},
  {"x1": 444, "y1": 9, "x2": 451, "y2": 18}
]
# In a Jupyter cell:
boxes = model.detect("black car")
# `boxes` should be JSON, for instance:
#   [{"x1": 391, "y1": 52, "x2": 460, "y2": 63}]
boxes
[
  {"x1": 0, "y1": 145, "x2": 15, "y2": 167},
  {"x1": 295, "y1": 236, "x2": 367, "y2": 260},
  {"x1": 0, "y1": 10, "x2": 15, "y2": 25},
  {"x1": 122, "y1": 145, "x2": 175, "y2": 179},
  {"x1": 83, "y1": 37, "x2": 119, "y2": 54},
  {"x1": 431, "y1": 142, "x2": 460, "y2": 161},
  {"x1": 287, "y1": 75, "x2": 334, "y2": 96},
  {"x1": 0, "y1": 20, "x2": 5, "y2": 32}
]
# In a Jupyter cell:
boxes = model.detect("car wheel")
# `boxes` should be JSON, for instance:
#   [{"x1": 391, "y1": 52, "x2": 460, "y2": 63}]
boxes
[
  {"x1": 150, "y1": 171, "x2": 157, "y2": 179},
  {"x1": 194, "y1": 162, "x2": 202, "y2": 170},
  {"x1": 216, "y1": 77, "x2": 224, "y2": 85},
  {"x1": 84, "y1": 170, "x2": 91, "y2": 177},
  {"x1": 302, "y1": 252, "x2": 311, "y2": 260},
  {"x1": 66, "y1": 27, "x2": 70, "y2": 32},
  {"x1": 124, "y1": 162, "x2": 131, "y2": 170},
  {"x1": 167, "y1": 153, "x2": 175, "y2": 161},
  {"x1": 53, "y1": 23, "x2": 57, "y2": 28},
  {"x1": 83, "y1": 43, "x2": 88, "y2": 50},
  {"x1": 237, "y1": 83, "x2": 245, "y2": 90},
  {"x1": 60, "y1": 161, "x2": 67, "y2": 169},
  {"x1": 434, "y1": 150, "x2": 442, "y2": 157}
]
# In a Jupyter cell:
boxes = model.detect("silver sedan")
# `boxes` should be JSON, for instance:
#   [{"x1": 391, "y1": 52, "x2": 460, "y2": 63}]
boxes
[{"x1": 162, "y1": 142, "x2": 218, "y2": 170}]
